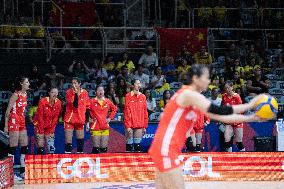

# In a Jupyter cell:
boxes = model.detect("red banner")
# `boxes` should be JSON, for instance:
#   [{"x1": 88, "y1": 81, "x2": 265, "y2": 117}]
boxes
[
  {"x1": 0, "y1": 157, "x2": 14, "y2": 188},
  {"x1": 156, "y1": 28, "x2": 208, "y2": 57},
  {"x1": 25, "y1": 152, "x2": 284, "y2": 184}
]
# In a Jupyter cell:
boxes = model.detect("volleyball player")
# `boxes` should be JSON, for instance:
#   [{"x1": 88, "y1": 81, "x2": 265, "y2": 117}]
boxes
[
  {"x1": 88, "y1": 85, "x2": 117, "y2": 154},
  {"x1": 33, "y1": 87, "x2": 62, "y2": 154},
  {"x1": 64, "y1": 77, "x2": 90, "y2": 153},
  {"x1": 222, "y1": 81, "x2": 245, "y2": 152},
  {"x1": 124, "y1": 79, "x2": 148, "y2": 152},
  {"x1": 149, "y1": 64, "x2": 265, "y2": 189},
  {"x1": 4, "y1": 77, "x2": 29, "y2": 181}
]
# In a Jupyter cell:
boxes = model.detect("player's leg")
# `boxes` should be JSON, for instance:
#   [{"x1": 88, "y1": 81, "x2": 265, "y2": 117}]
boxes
[
  {"x1": 155, "y1": 166, "x2": 185, "y2": 189},
  {"x1": 100, "y1": 130, "x2": 109, "y2": 153},
  {"x1": 224, "y1": 125, "x2": 234, "y2": 152},
  {"x1": 91, "y1": 131, "x2": 101, "y2": 154},
  {"x1": 19, "y1": 129, "x2": 28, "y2": 178},
  {"x1": 64, "y1": 122, "x2": 74, "y2": 153},
  {"x1": 190, "y1": 133, "x2": 196, "y2": 150},
  {"x1": 45, "y1": 125, "x2": 57, "y2": 154},
  {"x1": 133, "y1": 129, "x2": 143, "y2": 152},
  {"x1": 235, "y1": 127, "x2": 245, "y2": 151},
  {"x1": 125, "y1": 128, "x2": 134, "y2": 152},
  {"x1": 36, "y1": 134, "x2": 45, "y2": 154},
  {"x1": 75, "y1": 124, "x2": 85, "y2": 153}
]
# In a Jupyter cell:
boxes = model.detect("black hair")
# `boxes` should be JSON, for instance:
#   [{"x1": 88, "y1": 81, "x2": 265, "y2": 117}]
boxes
[
  {"x1": 187, "y1": 64, "x2": 209, "y2": 84},
  {"x1": 163, "y1": 90, "x2": 171, "y2": 102},
  {"x1": 143, "y1": 88, "x2": 153, "y2": 102},
  {"x1": 32, "y1": 96, "x2": 40, "y2": 106},
  {"x1": 96, "y1": 85, "x2": 104, "y2": 91},
  {"x1": 14, "y1": 77, "x2": 28, "y2": 91},
  {"x1": 72, "y1": 77, "x2": 81, "y2": 84}
]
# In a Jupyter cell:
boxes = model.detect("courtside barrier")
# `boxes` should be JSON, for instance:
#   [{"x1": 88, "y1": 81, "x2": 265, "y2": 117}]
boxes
[{"x1": 0, "y1": 157, "x2": 14, "y2": 188}]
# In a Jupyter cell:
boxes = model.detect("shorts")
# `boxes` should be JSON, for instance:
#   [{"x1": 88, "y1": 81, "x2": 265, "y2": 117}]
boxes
[
  {"x1": 91, "y1": 129, "x2": 109, "y2": 136},
  {"x1": 64, "y1": 122, "x2": 84, "y2": 131},
  {"x1": 8, "y1": 118, "x2": 26, "y2": 132},
  {"x1": 150, "y1": 153, "x2": 183, "y2": 172},
  {"x1": 35, "y1": 125, "x2": 56, "y2": 135},
  {"x1": 229, "y1": 123, "x2": 244, "y2": 128}
]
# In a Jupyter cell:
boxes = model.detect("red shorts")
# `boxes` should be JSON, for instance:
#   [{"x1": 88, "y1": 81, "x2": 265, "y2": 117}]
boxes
[
  {"x1": 190, "y1": 127, "x2": 204, "y2": 135},
  {"x1": 231, "y1": 123, "x2": 244, "y2": 128},
  {"x1": 8, "y1": 117, "x2": 26, "y2": 132},
  {"x1": 64, "y1": 122, "x2": 84, "y2": 130},
  {"x1": 35, "y1": 125, "x2": 56, "y2": 135}
]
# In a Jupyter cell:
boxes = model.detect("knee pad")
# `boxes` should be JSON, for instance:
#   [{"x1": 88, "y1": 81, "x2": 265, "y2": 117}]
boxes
[
  {"x1": 20, "y1": 146, "x2": 28, "y2": 154},
  {"x1": 224, "y1": 142, "x2": 232, "y2": 150},
  {"x1": 65, "y1": 143, "x2": 72, "y2": 153},
  {"x1": 47, "y1": 137, "x2": 55, "y2": 154},
  {"x1": 126, "y1": 144, "x2": 133, "y2": 152},
  {"x1": 9, "y1": 147, "x2": 17, "y2": 156},
  {"x1": 37, "y1": 147, "x2": 45, "y2": 155},
  {"x1": 76, "y1": 139, "x2": 84, "y2": 153},
  {"x1": 127, "y1": 138, "x2": 133, "y2": 145},
  {"x1": 100, "y1": 148, "x2": 108, "y2": 153},
  {"x1": 92, "y1": 147, "x2": 100, "y2": 154},
  {"x1": 236, "y1": 142, "x2": 245, "y2": 151},
  {"x1": 133, "y1": 138, "x2": 142, "y2": 144}
]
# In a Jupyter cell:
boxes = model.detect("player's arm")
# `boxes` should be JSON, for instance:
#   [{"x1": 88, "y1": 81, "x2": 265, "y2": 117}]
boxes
[
  {"x1": 4, "y1": 93, "x2": 18, "y2": 133},
  {"x1": 206, "y1": 113, "x2": 259, "y2": 124}
]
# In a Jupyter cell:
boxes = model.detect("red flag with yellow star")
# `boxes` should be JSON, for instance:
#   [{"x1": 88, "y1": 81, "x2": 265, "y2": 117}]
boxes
[{"x1": 156, "y1": 28, "x2": 208, "y2": 57}]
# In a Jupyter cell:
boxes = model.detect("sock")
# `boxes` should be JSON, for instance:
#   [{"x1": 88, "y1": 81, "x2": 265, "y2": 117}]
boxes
[
  {"x1": 100, "y1": 147, "x2": 108, "y2": 153},
  {"x1": 92, "y1": 147, "x2": 100, "y2": 154},
  {"x1": 65, "y1": 143, "x2": 72, "y2": 153},
  {"x1": 47, "y1": 137, "x2": 55, "y2": 154},
  {"x1": 77, "y1": 139, "x2": 84, "y2": 153}
]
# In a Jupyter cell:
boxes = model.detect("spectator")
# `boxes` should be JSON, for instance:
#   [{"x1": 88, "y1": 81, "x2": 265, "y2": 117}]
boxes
[
  {"x1": 0, "y1": 14, "x2": 14, "y2": 49},
  {"x1": 15, "y1": 17, "x2": 31, "y2": 50},
  {"x1": 134, "y1": 64, "x2": 150, "y2": 89},
  {"x1": 177, "y1": 59, "x2": 191, "y2": 83},
  {"x1": 116, "y1": 52, "x2": 135, "y2": 74},
  {"x1": 159, "y1": 90, "x2": 172, "y2": 111},
  {"x1": 28, "y1": 96, "x2": 40, "y2": 123},
  {"x1": 244, "y1": 58, "x2": 261, "y2": 78},
  {"x1": 226, "y1": 43, "x2": 241, "y2": 63},
  {"x1": 151, "y1": 67, "x2": 170, "y2": 93},
  {"x1": 197, "y1": 0, "x2": 213, "y2": 27},
  {"x1": 138, "y1": 45, "x2": 158, "y2": 70},
  {"x1": 214, "y1": 0, "x2": 227, "y2": 27},
  {"x1": 232, "y1": 71, "x2": 245, "y2": 91},
  {"x1": 233, "y1": 58, "x2": 245, "y2": 78},
  {"x1": 117, "y1": 66, "x2": 133, "y2": 84},
  {"x1": 105, "y1": 82, "x2": 120, "y2": 106},
  {"x1": 176, "y1": 45, "x2": 194, "y2": 63},
  {"x1": 116, "y1": 77, "x2": 128, "y2": 111},
  {"x1": 68, "y1": 59, "x2": 89, "y2": 81},
  {"x1": 247, "y1": 44, "x2": 261, "y2": 63},
  {"x1": 45, "y1": 65, "x2": 64, "y2": 89},
  {"x1": 161, "y1": 56, "x2": 177, "y2": 83},
  {"x1": 194, "y1": 46, "x2": 213, "y2": 65},
  {"x1": 87, "y1": 60, "x2": 108, "y2": 85},
  {"x1": 208, "y1": 87, "x2": 222, "y2": 106},
  {"x1": 70, "y1": 16, "x2": 86, "y2": 48},
  {"x1": 46, "y1": 17, "x2": 66, "y2": 51},
  {"x1": 246, "y1": 67, "x2": 270, "y2": 95},
  {"x1": 103, "y1": 55, "x2": 115, "y2": 74},
  {"x1": 32, "y1": 17, "x2": 45, "y2": 48},
  {"x1": 144, "y1": 88, "x2": 157, "y2": 115},
  {"x1": 29, "y1": 65, "x2": 46, "y2": 91},
  {"x1": 208, "y1": 75, "x2": 220, "y2": 90}
]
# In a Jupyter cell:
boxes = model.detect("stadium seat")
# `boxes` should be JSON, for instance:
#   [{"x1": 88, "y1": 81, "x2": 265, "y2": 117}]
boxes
[
  {"x1": 280, "y1": 96, "x2": 284, "y2": 104},
  {"x1": 266, "y1": 74, "x2": 278, "y2": 80},
  {"x1": 170, "y1": 82, "x2": 182, "y2": 89},
  {"x1": 114, "y1": 113, "x2": 124, "y2": 121},
  {"x1": 34, "y1": 90, "x2": 47, "y2": 97},
  {"x1": 274, "y1": 68, "x2": 284, "y2": 77},
  {"x1": 58, "y1": 90, "x2": 66, "y2": 99},
  {"x1": 276, "y1": 81, "x2": 284, "y2": 89},
  {"x1": 217, "y1": 56, "x2": 225, "y2": 63},
  {"x1": 82, "y1": 82, "x2": 94, "y2": 90},
  {"x1": 0, "y1": 91, "x2": 12, "y2": 103},
  {"x1": 245, "y1": 96, "x2": 254, "y2": 103},
  {"x1": 89, "y1": 90, "x2": 96, "y2": 97},
  {"x1": 268, "y1": 88, "x2": 284, "y2": 96},
  {"x1": 149, "y1": 112, "x2": 161, "y2": 121},
  {"x1": 63, "y1": 83, "x2": 72, "y2": 90},
  {"x1": 151, "y1": 90, "x2": 159, "y2": 98},
  {"x1": 270, "y1": 80, "x2": 277, "y2": 89}
]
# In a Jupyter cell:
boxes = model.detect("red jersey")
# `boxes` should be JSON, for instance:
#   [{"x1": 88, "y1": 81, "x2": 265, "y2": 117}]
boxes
[
  {"x1": 190, "y1": 108, "x2": 210, "y2": 134},
  {"x1": 9, "y1": 91, "x2": 27, "y2": 126},
  {"x1": 149, "y1": 86, "x2": 198, "y2": 172},
  {"x1": 33, "y1": 97, "x2": 62, "y2": 130},
  {"x1": 89, "y1": 97, "x2": 118, "y2": 131},
  {"x1": 64, "y1": 88, "x2": 90, "y2": 125},
  {"x1": 124, "y1": 91, "x2": 148, "y2": 129},
  {"x1": 222, "y1": 92, "x2": 243, "y2": 127}
]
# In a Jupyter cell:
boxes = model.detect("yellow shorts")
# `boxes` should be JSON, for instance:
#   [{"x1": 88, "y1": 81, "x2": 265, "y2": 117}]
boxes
[{"x1": 91, "y1": 129, "x2": 110, "y2": 136}]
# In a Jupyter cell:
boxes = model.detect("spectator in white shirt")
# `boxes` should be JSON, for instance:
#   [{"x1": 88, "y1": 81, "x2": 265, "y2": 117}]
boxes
[
  {"x1": 87, "y1": 60, "x2": 108, "y2": 84},
  {"x1": 151, "y1": 67, "x2": 166, "y2": 89},
  {"x1": 134, "y1": 65, "x2": 149, "y2": 89},
  {"x1": 208, "y1": 87, "x2": 222, "y2": 106},
  {"x1": 144, "y1": 88, "x2": 157, "y2": 114},
  {"x1": 138, "y1": 46, "x2": 158, "y2": 70}
]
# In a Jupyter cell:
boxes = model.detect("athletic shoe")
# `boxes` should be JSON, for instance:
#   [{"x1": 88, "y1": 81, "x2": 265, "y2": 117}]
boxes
[
  {"x1": 240, "y1": 148, "x2": 246, "y2": 152},
  {"x1": 65, "y1": 151, "x2": 71, "y2": 154},
  {"x1": 14, "y1": 174, "x2": 23, "y2": 182},
  {"x1": 195, "y1": 145, "x2": 201, "y2": 152}
]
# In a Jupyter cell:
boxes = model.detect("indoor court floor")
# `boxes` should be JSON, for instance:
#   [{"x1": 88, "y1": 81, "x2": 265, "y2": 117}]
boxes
[{"x1": 14, "y1": 181, "x2": 284, "y2": 189}]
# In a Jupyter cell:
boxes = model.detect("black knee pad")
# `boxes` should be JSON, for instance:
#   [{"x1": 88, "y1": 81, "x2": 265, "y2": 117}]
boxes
[
  {"x1": 20, "y1": 146, "x2": 28, "y2": 154},
  {"x1": 100, "y1": 148, "x2": 107, "y2": 153},
  {"x1": 224, "y1": 142, "x2": 232, "y2": 149},
  {"x1": 236, "y1": 142, "x2": 245, "y2": 150},
  {"x1": 134, "y1": 143, "x2": 141, "y2": 152},
  {"x1": 77, "y1": 139, "x2": 84, "y2": 153},
  {"x1": 126, "y1": 144, "x2": 133, "y2": 152},
  {"x1": 92, "y1": 147, "x2": 100, "y2": 154},
  {"x1": 9, "y1": 146, "x2": 17, "y2": 155},
  {"x1": 65, "y1": 143, "x2": 72, "y2": 153},
  {"x1": 37, "y1": 147, "x2": 45, "y2": 155}
]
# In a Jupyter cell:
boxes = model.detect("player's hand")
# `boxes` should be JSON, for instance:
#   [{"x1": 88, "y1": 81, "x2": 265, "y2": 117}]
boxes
[
  {"x1": 249, "y1": 94, "x2": 266, "y2": 109},
  {"x1": 248, "y1": 114, "x2": 267, "y2": 122},
  {"x1": 142, "y1": 128, "x2": 146, "y2": 136}
]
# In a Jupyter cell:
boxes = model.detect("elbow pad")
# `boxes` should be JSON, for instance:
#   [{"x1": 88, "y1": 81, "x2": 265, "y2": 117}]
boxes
[
  {"x1": 208, "y1": 103, "x2": 233, "y2": 115},
  {"x1": 73, "y1": 94, "x2": 78, "y2": 108}
]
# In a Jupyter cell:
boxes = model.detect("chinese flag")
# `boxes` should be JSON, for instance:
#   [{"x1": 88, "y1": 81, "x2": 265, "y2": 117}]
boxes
[{"x1": 156, "y1": 28, "x2": 208, "y2": 57}]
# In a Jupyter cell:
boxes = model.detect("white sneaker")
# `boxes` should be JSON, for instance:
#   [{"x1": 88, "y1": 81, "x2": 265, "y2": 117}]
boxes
[
  {"x1": 14, "y1": 174, "x2": 23, "y2": 182},
  {"x1": 240, "y1": 148, "x2": 246, "y2": 152}
]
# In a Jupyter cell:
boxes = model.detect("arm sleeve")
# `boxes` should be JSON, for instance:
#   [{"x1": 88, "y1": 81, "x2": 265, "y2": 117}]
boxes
[
  {"x1": 108, "y1": 100, "x2": 118, "y2": 120},
  {"x1": 51, "y1": 101, "x2": 62, "y2": 129},
  {"x1": 123, "y1": 95, "x2": 131, "y2": 128},
  {"x1": 144, "y1": 97, "x2": 149, "y2": 128}
]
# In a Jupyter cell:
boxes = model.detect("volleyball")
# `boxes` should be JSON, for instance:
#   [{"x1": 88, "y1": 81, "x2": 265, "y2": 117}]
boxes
[{"x1": 254, "y1": 95, "x2": 278, "y2": 119}]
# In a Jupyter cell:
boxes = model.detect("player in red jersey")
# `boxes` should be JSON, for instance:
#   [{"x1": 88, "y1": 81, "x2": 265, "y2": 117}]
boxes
[
  {"x1": 222, "y1": 81, "x2": 245, "y2": 152},
  {"x1": 148, "y1": 64, "x2": 264, "y2": 189},
  {"x1": 64, "y1": 77, "x2": 90, "y2": 153},
  {"x1": 33, "y1": 87, "x2": 62, "y2": 154},
  {"x1": 124, "y1": 79, "x2": 148, "y2": 152},
  {"x1": 88, "y1": 85, "x2": 117, "y2": 154},
  {"x1": 4, "y1": 77, "x2": 29, "y2": 181}
]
